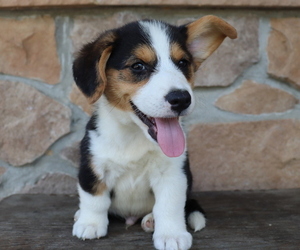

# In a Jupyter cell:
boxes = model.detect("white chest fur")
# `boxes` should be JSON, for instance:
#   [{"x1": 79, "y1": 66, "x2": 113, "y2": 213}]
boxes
[
  {"x1": 109, "y1": 161, "x2": 155, "y2": 218},
  {"x1": 89, "y1": 131, "x2": 159, "y2": 218}
]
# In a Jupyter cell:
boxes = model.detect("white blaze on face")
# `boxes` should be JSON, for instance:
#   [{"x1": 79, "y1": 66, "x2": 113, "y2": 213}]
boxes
[{"x1": 131, "y1": 21, "x2": 194, "y2": 157}]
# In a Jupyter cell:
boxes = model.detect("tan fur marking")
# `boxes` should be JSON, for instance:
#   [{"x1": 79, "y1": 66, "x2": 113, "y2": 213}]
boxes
[
  {"x1": 104, "y1": 45, "x2": 156, "y2": 110},
  {"x1": 87, "y1": 46, "x2": 113, "y2": 104},
  {"x1": 132, "y1": 45, "x2": 156, "y2": 65},
  {"x1": 188, "y1": 73, "x2": 196, "y2": 88},
  {"x1": 187, "y1": 15, "x2": 237, "y2": 44},
  {"x1": 105, "y1": 68, "x2": 148, "y2": 111},
  {"x1": 171, "y1": 43, "x2": 195, "y2": 86},
  {"x1": 102, "y1": 45, "x2": 155, "y2": 110},
  {"x1": 186, "y1": 15, "x2": 237, "y2": 70},
  {"x1": 90, "y1": 162, "x2": 107, "y2": 195},
  {"x1": 93, "y1": 181, "x2": 107, "y2": 196},
  {"x1": 170, "y1": 43, "x2": 187, "y2": 61}
]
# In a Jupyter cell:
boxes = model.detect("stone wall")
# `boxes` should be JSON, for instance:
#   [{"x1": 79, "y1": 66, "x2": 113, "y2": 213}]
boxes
[{"x1": 0, "y1": 2, "x2": 300, "y2": 200}]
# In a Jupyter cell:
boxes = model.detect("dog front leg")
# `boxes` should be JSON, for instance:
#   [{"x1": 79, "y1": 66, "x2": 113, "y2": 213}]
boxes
[
  {"x1": 151, "y1": 170, "x2": 192, "y2": 250},
  {"x1": 73, "y1": 185, "x2": 111, "y2": 240}
]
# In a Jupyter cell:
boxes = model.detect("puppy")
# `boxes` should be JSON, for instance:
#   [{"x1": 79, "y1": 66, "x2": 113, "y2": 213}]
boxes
[{"x1": 72, "y1": 15, "x2": 237, "y2": 250}]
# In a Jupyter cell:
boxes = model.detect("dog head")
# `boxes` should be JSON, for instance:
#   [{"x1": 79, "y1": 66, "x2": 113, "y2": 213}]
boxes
[{"x1": 73, "y1": 15, "x2": 237, "y2": 157}]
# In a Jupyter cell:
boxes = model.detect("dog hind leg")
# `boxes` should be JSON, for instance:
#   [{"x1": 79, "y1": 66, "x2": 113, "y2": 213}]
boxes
[
  {"x1": 185, "y1": 199, "x2": 206, "y2": 232},
  {"x1": 141, "y1": 199, "x2": 205, "y2": 234},
  {"x1": 141, "y1": 212, "x2": 155, "y2": 233}
]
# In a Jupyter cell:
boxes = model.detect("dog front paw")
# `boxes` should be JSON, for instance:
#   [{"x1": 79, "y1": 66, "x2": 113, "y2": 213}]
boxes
[
  {"x1": 153, "y1": 231, "x2": 192, "y2": 250},
  {"x1": 72, "y1": 212, "x2": 108, "y2": 240}
]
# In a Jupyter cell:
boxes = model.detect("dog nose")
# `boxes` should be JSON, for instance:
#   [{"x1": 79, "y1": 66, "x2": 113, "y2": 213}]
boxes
[{"x1": 165, "y1": 90, "x2": 191, "y2": 114}]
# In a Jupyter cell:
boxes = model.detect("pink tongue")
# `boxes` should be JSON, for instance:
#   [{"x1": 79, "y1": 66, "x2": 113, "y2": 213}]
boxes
[{"x1": 155, "y1": 118, "x2": 185, "y2": 157}]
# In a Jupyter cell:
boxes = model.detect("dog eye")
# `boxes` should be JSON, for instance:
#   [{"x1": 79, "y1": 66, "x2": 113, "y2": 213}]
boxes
[
  {"x1": 177, "y1": 59, "x2": 189, "y2": 68},
  {"x1": 131, "y1": 62, "x2": 146, "y2": 72}
]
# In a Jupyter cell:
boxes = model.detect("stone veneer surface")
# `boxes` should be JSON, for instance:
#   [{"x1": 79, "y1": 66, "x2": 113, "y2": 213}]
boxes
[
  {"x1": 193, "y1": 16, "x2": 259, "y2": 87},
  {"x1": 215, "y1": 80, "x2": 298, "y2": 115},
  {"x1": 0, "y1": 80, "x2": 71, "y2": 166},
  {"x1": 188, "y1": 120, "x2": 300, "y2": 191},
  {"x1": 0, "y1": 8, "x2": 300, "y2": 199},
  {"x1": 0, "y1": 16, "x2": 61, "y2": 84},
  {"x1": 268, "y1": 18, "x2": 300, "y2": 89}
]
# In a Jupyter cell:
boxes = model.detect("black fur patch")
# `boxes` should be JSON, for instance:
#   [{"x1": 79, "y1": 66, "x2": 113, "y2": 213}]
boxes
[
  {"x1": 183, "y1": 154, "x2": 193, "y2": 194},
  {"x1": 183, "y1": 154, "x2": 206, "y2": 217},
  {"x1": 106, "y1": 22, "x2": 154, "y2": 71},
  {"x1": 73, "y1": 30, "x2": 117, "y2": 99},
  {"x1": 78, "y1": 114, "x2": 99, "y2": 194},
  {"x1": 185, "y1": 199, "x2": 206, "y2": 218}
]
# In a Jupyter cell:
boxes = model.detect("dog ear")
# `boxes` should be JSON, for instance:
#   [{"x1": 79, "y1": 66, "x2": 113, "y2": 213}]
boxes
[
  {"x1": 184, "y1": 15, "x2": 237, "y2": 70},
  {"x1": 73, "y1": 31, "x2": 116, "y2": 104}
]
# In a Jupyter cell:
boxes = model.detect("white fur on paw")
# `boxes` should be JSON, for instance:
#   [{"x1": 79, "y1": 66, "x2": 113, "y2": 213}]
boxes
[
  {"x1": 72, "y1": 216, "x2": 108, "y2": 240},
  {"x1": 153, "y1": 231, "x2": 192, "y2": 250},
  {"x1": 141, "y1": 213, "x2": 154, "y2": 233},
  {"x1": 188, "y1": 211, "x2": 206, "y2": 232},
  {"x1": 74, "y1": 210, "x2": 80, "y2": 222}
]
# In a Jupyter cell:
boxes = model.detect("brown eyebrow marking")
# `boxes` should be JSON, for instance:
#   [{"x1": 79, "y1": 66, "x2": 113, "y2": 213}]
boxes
[
  {"x1": 170, "y1": 42, "x2": 189, "y2": 61},
  {"x1": 170, "y1": 42, "x2": 195, "y2": 86},
  {"x1": 130, "y1": 44, "x2": 157, "y2": 65}
]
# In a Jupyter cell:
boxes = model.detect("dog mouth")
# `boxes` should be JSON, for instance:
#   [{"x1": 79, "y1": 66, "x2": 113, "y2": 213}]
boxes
[
  {"x1": 130, "y1": 101, "x2": 185, "y2": 158},
  {"x1": 130, "y1": 101, "x2": 157, "y2": 140}
]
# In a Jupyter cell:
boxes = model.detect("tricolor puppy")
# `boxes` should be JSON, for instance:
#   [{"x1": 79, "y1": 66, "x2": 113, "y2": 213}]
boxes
[{"x1": 72, "y1": 15, "x2": 237, "y2": 250}]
